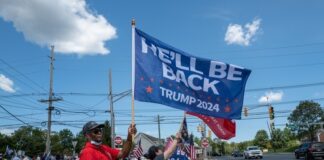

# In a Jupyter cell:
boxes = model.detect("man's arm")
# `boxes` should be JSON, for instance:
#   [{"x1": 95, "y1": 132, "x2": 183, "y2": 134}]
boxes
[
  {"x1": 117, "y1": 124, "x2": 137, "y2": 159},
  {"x1": 163, "y1": 132, "x2": 181, "y2": 160}
]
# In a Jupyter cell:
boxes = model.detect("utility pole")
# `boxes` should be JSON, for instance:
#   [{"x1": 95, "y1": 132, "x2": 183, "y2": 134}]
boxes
[
  {"x1": 202, "y1": 122, "x2": 207, "y2": 160},
  {"x1": 109, "y1": 69, "x2": 115, "y2": 148},
  {"x1": 157, "y1": 115, "x2": 161, "y2": 145},
  {"x1": 40, "y1": 46, "x2": 62, "y2": 155}
]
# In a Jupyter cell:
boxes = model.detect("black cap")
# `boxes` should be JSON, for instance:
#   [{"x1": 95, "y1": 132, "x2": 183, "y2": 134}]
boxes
[{"x1": 82, "y1": 121, "x2": 104, "y2": 135}]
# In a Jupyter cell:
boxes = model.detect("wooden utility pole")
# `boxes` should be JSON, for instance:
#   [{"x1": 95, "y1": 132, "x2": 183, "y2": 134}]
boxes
[
  {"x1": 45, "y1": 45, "x2": 55, "y2": 155},
  {"x1": 40, "y1": 46, "x2": 62, "y2": 155},
  {"x1": 158, "y1": 115, "x2": 161, "y2": 144},
  {"x1": 109, "y1": 69, "x2": 115, "y2": 148}
]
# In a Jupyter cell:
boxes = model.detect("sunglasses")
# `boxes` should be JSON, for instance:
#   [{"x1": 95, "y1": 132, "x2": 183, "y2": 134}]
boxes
[{"x1": 91, "y1": 128, "x2": 103, "y2": 134}]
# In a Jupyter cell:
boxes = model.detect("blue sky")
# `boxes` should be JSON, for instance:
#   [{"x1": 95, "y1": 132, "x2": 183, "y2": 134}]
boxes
[{"x1": 1, "y1": 0, "x2": 324, "y2": 143}]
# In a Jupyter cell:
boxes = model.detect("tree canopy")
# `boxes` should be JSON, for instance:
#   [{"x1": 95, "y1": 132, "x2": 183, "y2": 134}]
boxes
[
  {"x1": 288, "y1": 100, "x2": 324, "y2": 141},
  {"x1": 0, "y1": 120, "x2": 112, "y2": 158},
  {"x1": 253, "y1": 130, "x2": 269, "y2": 149}
]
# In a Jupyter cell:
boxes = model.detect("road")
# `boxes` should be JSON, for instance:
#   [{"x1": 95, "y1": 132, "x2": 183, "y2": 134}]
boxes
[{"x1": 211, "y1": 152, "x2": 296, "y2": 160}]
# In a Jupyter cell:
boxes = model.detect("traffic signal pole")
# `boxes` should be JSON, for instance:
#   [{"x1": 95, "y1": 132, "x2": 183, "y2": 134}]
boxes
[{"x1": 268, "y1": 105, "x2": 275, "y2": 131}]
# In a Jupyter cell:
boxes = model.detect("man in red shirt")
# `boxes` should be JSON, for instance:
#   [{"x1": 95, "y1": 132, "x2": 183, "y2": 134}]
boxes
[{"x1": 80, "y1": 121, "x2": 137, "y2": 160}]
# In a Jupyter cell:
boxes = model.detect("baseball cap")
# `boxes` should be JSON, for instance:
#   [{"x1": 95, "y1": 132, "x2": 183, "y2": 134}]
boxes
[{"x1": 82, "y1": 121, "x2": 104, "y2": 135}]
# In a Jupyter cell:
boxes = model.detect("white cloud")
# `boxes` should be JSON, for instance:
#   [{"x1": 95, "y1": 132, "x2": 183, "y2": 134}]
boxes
[
  {"x1": 258, "y1": 91, "x2": 283, "y2": 104},
  {"x1": 225, "y1": 18, "x2": 261, "y2": 46},
  {"x1": 0, "y1": 74, "x2": 15, "y2": 93},
  {"x1": 0, "y1": 0, "x2": 116, "y2": 55}
]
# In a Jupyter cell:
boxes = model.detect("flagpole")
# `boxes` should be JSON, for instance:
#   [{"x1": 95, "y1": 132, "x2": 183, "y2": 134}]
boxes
[
  {"x1": 179, "y1": 112, "x2": 185, "y2": 131},
  {"x1": 131, "y1": 19, "x2": 136, "y2": 140}
]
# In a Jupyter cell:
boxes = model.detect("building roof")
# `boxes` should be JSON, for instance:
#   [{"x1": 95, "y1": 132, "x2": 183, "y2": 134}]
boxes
[{"x1": 135, "y1": 132, "x2": 163, "y2": 146}]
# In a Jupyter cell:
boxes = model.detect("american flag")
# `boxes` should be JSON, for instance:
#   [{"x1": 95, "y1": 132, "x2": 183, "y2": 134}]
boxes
[
  {"x1": 132, "y1": 138, "x2": 143, "y2": 158},
  {"x1": 184, "y1": 134, "x2": 196, "y2": 160}
]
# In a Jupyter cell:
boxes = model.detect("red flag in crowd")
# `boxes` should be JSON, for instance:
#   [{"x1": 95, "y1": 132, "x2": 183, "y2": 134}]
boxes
[
  {"x1": 187, "y1": 111, "x2": 236, "y2": 140},
  {"x1": 132, "y1": 138, "x2": 143, "y2": 158}
]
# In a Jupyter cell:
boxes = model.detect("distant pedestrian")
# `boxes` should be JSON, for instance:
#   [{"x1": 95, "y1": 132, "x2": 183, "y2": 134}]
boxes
[
  {"x1": 144, "y1": 132, "x2": 182, "y2": 160},
  {"x1": 79, "y1": 121, "x2": 137, "y2": 160}
]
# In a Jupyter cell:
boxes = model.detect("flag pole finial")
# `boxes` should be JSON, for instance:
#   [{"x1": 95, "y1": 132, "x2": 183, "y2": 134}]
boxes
[{"x1": 132, "y1": 19, "x2": 136, "y2": 26}]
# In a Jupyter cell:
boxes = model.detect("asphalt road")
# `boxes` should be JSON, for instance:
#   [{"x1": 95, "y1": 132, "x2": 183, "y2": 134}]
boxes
[{"x1": 211, "y1": 152, "x2": 296, "y2": 160}]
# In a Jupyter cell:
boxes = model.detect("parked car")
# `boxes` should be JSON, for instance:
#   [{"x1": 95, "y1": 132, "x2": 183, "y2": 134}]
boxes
[
  {"x1": 232, "y1": 150, "x2": 243, "y2": 157},
  {"x1": 294, "y1": 141, "x2": 324, "y2": 160},
  {"x1": 243, "y1": 146, "x2": 263, "y2": 159}
]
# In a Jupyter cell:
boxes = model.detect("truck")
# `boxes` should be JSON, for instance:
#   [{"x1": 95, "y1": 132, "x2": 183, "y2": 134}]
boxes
[{"x1": 243, "y1": 146, "x2": 263, "y2": 159}]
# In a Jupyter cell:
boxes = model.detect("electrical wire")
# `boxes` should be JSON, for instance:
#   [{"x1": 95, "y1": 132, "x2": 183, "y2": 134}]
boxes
[
  {"x1": 0, "y1": 58, "x2": 48, "y2": 92},
  {"x1": 0, "y1": 104, "x2": 29, "y2": 125}
]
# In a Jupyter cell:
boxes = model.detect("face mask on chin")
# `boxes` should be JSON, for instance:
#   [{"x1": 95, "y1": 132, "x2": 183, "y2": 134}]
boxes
[{"x1": 91, "y1": 140, "x2": 102, "y2": 145}]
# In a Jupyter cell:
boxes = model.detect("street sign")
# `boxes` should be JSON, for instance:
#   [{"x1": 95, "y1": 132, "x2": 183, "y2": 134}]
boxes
[
  {"x1": 72, "y1": 141, "x2": 77, "y2": 148},
  {"x1": 114, "y1": 136, "x2": 123, "y2": 145},
  {"x1": 201, "y1": 138, "x2": 209, "y2": 148}
]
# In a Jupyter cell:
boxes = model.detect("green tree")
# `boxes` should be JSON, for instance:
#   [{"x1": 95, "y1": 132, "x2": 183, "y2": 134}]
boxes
[
  {"x1": 288, "y1": 100, "x2": 324, "y2": 141},
  {"x1": 253, "y1": 130, "x2": 269, "y2": 149},
  {"x1": 237, "y1": 141, "x2": 253, "y2": 151},
  {"x1": 271, "y1": 129, "x2": 287, "y2": 152},
  {"x1": 30, "y1": 127, "x2": 46, "y2": 155},
  {"x1": 75, "y1": 131, "x2": 86, "y2": 153},
  {"x1": 10, "y1": 126, "x2": 45, "y2": 156},
  {"x1": 102, "y1": 120, "x2": 112, "y2": 146},
  {"x1": 282, "y1": 127, "x2": 296, "y2": 141},
  {"x1": 210, "y1": 139, "x2": 218, "y2": 155},
  {"x1": 0, "y1": 132, "x2": 13, "y2": 155},
  {"x1": 59, "y1": 129, "x2": 74, "y2": 154},
  {"x1": 51, "y1": 132, "x2": 62, "y2": 155}
]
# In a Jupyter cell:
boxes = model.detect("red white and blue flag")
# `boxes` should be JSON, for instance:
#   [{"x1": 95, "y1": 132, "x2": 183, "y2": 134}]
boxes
[
  {"x1": 133, "y1": 28, "x2": 251, "y2": 119},
  {"x1": 132, "y1": 138, "x2": 143, "y2": 158}
]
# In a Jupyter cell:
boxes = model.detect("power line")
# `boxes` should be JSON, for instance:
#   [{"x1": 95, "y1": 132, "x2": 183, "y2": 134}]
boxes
[
  {"x1": 0, "y1": 58, "x2": 48, "y2": 92},
  {"x1": 225, "y1": 50, "x2": 324, "y2": 60},
  {"x1": 246, "y1": 81, "x2": 324, "y2": 92},
  {"x1": 3, "y1": 80, "x2": 324, "y2": 99},
  {"x1": 254, "y1": 62, "x2": 324, "y2": 70},
  {"x1": 214, "y1": 41, "x2": 324, "y2": 54},
  {"x1": 248, "y1": 98, "x2": 324, "y2": 110},
  {"x1": 0, "y1": 104, "x2": 29, "y2": 125}
]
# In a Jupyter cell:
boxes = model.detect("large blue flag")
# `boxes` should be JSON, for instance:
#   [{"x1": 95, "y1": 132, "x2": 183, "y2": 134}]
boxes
[{"x1": 134, "y1": 28, "x2": 251, "y2": 119}]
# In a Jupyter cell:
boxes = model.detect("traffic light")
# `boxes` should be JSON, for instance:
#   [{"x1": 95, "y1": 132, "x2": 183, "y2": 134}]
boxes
[
  {"x1": 197, "y1": 125, "x2": 203, "y2": 132},
  {"x1": 269, "y1": 106, "x2": 275, "y2": 120},
  {"x1": 208, "y1": 130, "x2": 212, "y2": 138},
  {"x1": 244, "y1": 107, "x2": 248, "y2": 117}
]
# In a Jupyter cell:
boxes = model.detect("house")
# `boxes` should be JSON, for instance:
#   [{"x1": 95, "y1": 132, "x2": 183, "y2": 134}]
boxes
[
  {"x1": 134, "y1": 132, "x2": 164, "y2": 154},
  {"x1": 317, "y1": 129, "x2": 324, "y2": 142}
]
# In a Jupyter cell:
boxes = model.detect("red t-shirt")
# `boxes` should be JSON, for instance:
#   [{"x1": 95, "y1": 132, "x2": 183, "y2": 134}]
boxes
[{"x1": 80, "y1": 142, "x2": 120, "y2": 160}]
